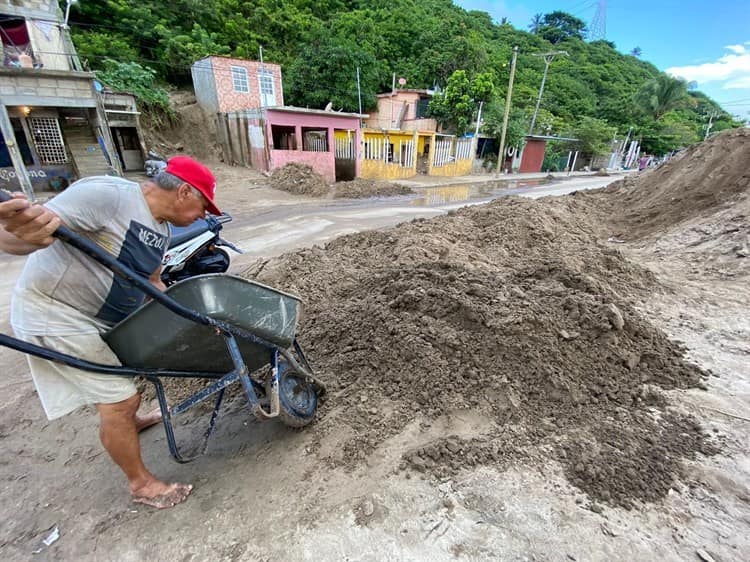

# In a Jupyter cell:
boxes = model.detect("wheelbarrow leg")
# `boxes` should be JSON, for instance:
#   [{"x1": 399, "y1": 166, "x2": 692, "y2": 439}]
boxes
[{"x1": 147, "y1": 374, "x2": 232, "y2": 463}]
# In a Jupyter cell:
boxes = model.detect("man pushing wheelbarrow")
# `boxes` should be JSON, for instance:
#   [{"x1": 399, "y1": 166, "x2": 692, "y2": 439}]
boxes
[{"x1": 0, "y1": 156, "x2": 322, "y2": 510}]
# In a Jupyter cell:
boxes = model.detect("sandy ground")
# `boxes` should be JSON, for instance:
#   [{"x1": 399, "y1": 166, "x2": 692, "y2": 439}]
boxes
[{"x1": 1, "y1": 166, "x2": 748, "y2": 561}]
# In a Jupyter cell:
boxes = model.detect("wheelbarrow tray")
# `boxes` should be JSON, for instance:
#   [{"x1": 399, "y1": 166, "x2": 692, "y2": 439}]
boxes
[{"x1": 104, "y1": 274, "x2": 302, "y2": 374}]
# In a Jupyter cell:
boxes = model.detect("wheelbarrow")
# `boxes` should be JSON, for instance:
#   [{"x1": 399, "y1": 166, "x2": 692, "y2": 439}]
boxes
[{"x1": 0, "y1": 191, "x2": 325, "y2": 463}]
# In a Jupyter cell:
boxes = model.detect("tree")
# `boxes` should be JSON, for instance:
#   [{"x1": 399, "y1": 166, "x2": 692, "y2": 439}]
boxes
[
  {"x1": 571, "y1": 116, "x2": 616, "y2": 156},
  {"x1": 630, "y1": 47, "x2": 642, "y2": 58},
  {"x1": 635, "y1": 74, "x2": 689, "y2": 120},
  {"x1": 96, "y1": 59, "x2": 172, "y2": 116},
  {"x1": 538, "y1": 11, "x2": 587, "y2": 44},
  {"x1": 428, "y1": 70, "x2": 496, "y2": 136},
  {"x1": 529, "y1": 14, "x2": 543, "y2": 33},
  {"x1": 285, "y1": 37, "x2": 379, "y2": 112}
]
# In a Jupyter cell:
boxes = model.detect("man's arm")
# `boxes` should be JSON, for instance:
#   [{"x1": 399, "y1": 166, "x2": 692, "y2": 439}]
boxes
[
  {"x1": 149, "y1": 264, "x2": 167, "y2": 292},
  {"x1": 0, "y1": 193, "x2": 60, "y2": 255}
]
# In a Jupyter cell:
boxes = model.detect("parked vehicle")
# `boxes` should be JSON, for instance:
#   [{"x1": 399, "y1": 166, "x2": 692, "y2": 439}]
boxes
[
  {"x1": 144, "y1": 150, "x2": 167, "y2": 177},
  {"x1": 161, "y1": 213, "x2": 242, "y2": 286}
]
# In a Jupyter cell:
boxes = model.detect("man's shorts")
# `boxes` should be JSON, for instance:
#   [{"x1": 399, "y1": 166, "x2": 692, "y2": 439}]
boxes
[{"x1": 19, "y1": 332, "x2": 137, "y2": 420}]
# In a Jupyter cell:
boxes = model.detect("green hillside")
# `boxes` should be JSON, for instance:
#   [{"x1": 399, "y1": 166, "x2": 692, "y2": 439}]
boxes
[{"x1": 66, "y1": 0, "x2": 742, "y2": 154}]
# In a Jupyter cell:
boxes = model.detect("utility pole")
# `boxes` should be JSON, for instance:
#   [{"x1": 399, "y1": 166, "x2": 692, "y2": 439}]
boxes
[
  {"x1": 356, "y1": 67, "x2": 363, "y2": 115},
  {"x1": 497, "y1": 46, "x2": 519, "y2": 173},
  {"x1": 528, "y1": 50, "x2": 567, "y2": 135},
  {"x1": 474, "y1": 100, "x2": 484, "y2": 137},
  {"x1": 0, "y1": 102, "x2": 34, "y2": 199}
]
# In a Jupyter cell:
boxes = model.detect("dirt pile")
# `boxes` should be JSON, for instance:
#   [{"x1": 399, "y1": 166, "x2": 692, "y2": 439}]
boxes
[
  {"x1": 140, "y1": 90, "x2": 223, "y2": 164},
  {"x1": 591, "y1": 128, "x2": 750, "y2": 278},
  {"x1": 333, "y1": 179, "x2": 414, "y2": 199},
  {"x1": 604, "y1": 128, "x2": 750, "y2": 239},
  {"x1": 269, "y1": 163, "x2": 331, "y2": 197},
  {"x1": 240, "y1": 194, "x2": 713, "y2": 509}
]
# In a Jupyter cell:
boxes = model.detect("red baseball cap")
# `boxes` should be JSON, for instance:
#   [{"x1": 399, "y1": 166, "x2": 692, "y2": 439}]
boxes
[{"x1": 165, "y1": 156, "x2": 221, "y2": 215}]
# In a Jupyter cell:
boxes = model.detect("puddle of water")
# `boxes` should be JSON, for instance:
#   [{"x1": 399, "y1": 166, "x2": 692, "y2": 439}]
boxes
[{"x1": 409, "y1": 179, "x2": 548, "y2": 206}]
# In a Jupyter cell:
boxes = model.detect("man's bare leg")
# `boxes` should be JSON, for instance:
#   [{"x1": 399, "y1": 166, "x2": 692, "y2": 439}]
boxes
[
  {"x1": 135, "y1": 404, "x2": 162, "y2": 433},
  {"x1": 97, "y1": 394, "x2": 192, "y2": 509}
]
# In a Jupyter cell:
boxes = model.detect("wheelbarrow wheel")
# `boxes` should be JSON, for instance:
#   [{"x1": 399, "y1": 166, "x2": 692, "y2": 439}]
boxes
[{"x1": 269, "y1": 362, "x2": 318, "y2": 428}]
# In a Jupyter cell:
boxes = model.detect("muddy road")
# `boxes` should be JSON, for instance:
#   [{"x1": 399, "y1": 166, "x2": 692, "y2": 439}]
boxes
[{"x1": 1, "y1": 165, "x2": 747, "y2": 562}]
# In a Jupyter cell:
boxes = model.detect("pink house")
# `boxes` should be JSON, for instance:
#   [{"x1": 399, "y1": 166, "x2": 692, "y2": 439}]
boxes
[
  {"x1": 365, "y1": 89, "x2": 437, "y2": 131},
  {"x1": 191, "y1": 56, "x2": 283, "y2": 113},
  {"x1": 236, "y1": 107, "x2": 363, "y2": 182}
]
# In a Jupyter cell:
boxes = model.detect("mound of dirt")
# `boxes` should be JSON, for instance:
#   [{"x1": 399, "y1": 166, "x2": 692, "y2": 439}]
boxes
[
  {"x1": 605, "y1": 128, "x2": 750, "y2": 239},
  {"x1": 333, "y1": 179, "x2": 414, "y2": 199},
  {"x1": 140, "y1": 90, "x2": 223, "y2": 164},
  {"x1": 269, "y1": 163, "x2": 330, "y2": 197},
  {"x1": 237, "y1": 195, "x2": 713, "y2": 509}
]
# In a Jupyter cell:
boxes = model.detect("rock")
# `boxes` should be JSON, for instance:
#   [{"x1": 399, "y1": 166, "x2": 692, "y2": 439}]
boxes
[
  {"x1": 510, "y1": 286, "x2": 526, "y2": 298},
  {"x1": 362, "y1": 499, "x2": 375, "y2": 517},
  {"x1": 623, "y1": 353, "x2": 641, "y2": 370},
  {"x1": 446, "y1": 440, "x2": 461, "y2": 454},
  {"x1": 559, "y1": 329, "x2": 580, "y2": 340},
  {"x1": 696, "y1": 549, "x2": 716, "y2": 562},
  {"x1": 605, "y1": 303, "x2": 625, "y2": 331}
]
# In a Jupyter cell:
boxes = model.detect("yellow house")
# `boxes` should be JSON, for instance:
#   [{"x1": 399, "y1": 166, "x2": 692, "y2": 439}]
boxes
[
  {"x1": 429, "y1": 135, "x2": 474, "y2": 177},
  {"x1": 359, "y1": 129, "x2": 420, "y2": 180}
]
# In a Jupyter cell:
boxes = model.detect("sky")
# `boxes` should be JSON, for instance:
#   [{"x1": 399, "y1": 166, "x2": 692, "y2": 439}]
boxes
[{"x1": 454, "y1": 0, "x2": 750, "y2": 122}]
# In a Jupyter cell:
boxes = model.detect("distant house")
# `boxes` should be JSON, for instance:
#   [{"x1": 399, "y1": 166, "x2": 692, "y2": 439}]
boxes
[
  {"x1": 218, "y1": 107, "x2": 365, "y2": 183},
  {"x1": 364, "y1": 89, "x2": 437, "y2": 132},
  {"x1": 0, "y1": 0, "x2": 135, "y2": 194},
  {"x1": 191, "y1": 56, "x2": 283, "y2": 113},
  {"x1": 193, "y1": 55, "x2": 366, "y2": 182}
]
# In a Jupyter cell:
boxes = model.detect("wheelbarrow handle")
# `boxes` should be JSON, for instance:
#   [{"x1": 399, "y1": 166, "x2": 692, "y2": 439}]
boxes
[{"x1": 0, "y1": 189, "x2": 320, "y2": 385}]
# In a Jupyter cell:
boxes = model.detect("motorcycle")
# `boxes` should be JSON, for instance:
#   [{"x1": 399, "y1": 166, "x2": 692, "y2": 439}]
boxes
[
  {"x1": 161, "y1": 213, "x2": 243, "y2": 286},
  {"x1": 144, "y1": 150, "x2": 167, "y2": 177}
]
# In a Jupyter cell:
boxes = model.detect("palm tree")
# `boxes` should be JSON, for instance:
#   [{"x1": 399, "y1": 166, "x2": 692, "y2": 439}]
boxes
[
  {"x1": 635, "y1": 75, "x2": 688, "y2": 120},
  {"x1": 528, "y1": 13, "x2": 543, "y2": 33}
]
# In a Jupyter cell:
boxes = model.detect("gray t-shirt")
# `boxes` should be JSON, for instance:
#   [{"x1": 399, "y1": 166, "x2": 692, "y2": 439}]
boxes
[{"x1": 11, "y1": 176, "x2": 169, "y2": 336}]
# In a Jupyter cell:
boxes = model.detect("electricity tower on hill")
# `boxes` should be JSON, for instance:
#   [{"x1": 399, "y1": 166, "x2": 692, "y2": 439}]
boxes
[{"x1": 589, "y1": 0, "x2": 607, "y2": 41}]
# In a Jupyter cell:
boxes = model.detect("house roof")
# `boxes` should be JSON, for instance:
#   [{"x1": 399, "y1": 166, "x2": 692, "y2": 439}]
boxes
[
  {"x1": 193, "y1": 55, "x2": 281, "y2": 66},
  {"x1": 375, "y1": 88, "x2": 434, "y2": 98},
  {"x1": 265, "y1": 106, "x2": 368, "y2": 119},
  {"x1": 526, "y1": 134, "x2": 579, "y2": 141}
]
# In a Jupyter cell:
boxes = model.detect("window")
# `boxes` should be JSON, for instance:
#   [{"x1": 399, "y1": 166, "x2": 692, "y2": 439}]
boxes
[
  {"x1": 258, "y1": 69, "x2": 276, "y2": 106},
  {"x1": 416, "y1": 98, "x2": 430, "y2": 118},
  {"x1": 29, "y1": 117, "x2": 68, "y2": 164},
  {"x1": 0, "y1": 17, "x2": 37, "y2": 69},
  {"x1": 271, "y1": 125, "x2": 297, "y2": 150},
  {"x1": 231, "y1": 66, "x2": 249, "y2": 93},
  {"x1": 302, "y1": 128, "x2": 328, "y2": 152}
]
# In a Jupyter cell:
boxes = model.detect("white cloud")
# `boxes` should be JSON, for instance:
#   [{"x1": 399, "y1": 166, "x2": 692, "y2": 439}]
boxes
[
  {"x1": 725, "y1": 75, "x2": 750, "y2": 89},
  {"x1": 666, "y1": 45, "x2": 750, "y2": 89}
]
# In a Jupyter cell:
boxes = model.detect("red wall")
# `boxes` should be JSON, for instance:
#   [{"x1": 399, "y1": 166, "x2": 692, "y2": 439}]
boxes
[{"x1": 519, "y1": 139, "x2": 547, "y2": 173}]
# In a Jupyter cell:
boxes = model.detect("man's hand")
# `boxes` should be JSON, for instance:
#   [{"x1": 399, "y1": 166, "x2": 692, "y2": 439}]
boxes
[{"x1": 0, "y1": 192, "x2": 61, "y2": 255}]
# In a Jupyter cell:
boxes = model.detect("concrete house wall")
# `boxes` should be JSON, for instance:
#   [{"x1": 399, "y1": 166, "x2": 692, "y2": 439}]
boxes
[
  {"x1": 365, "y1": 90, "x2": 437, "y2": 132},
  {"x1": 0, "y1": 0, "x2": 120, "y2": 193},
  {"x1": 192, "y1": 56, "x2": 284, "y2": 113},
  {"x1": 265, "y1": 108, "x2": 361, "y2": 183}
]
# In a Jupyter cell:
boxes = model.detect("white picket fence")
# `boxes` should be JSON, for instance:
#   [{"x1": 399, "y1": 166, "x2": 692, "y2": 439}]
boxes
[
  {"x1": 433, "y1": 138, "x2": 473, "y2": 167},
  {"x1": 433, "y1": 138, "x2": 453, "y2": 167},
  {"x1": 303, "y1": 132, "x2": 328, "y2": 152},
  {"x1": 455, "y1": 138, "x2": 473, "y2": 160},
  {"x1": 399, "y1": 140, "x2": 415, "y2": 168},
  {"x1": 363, "y1": 137, "x2": 415, "y2": 169}
]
